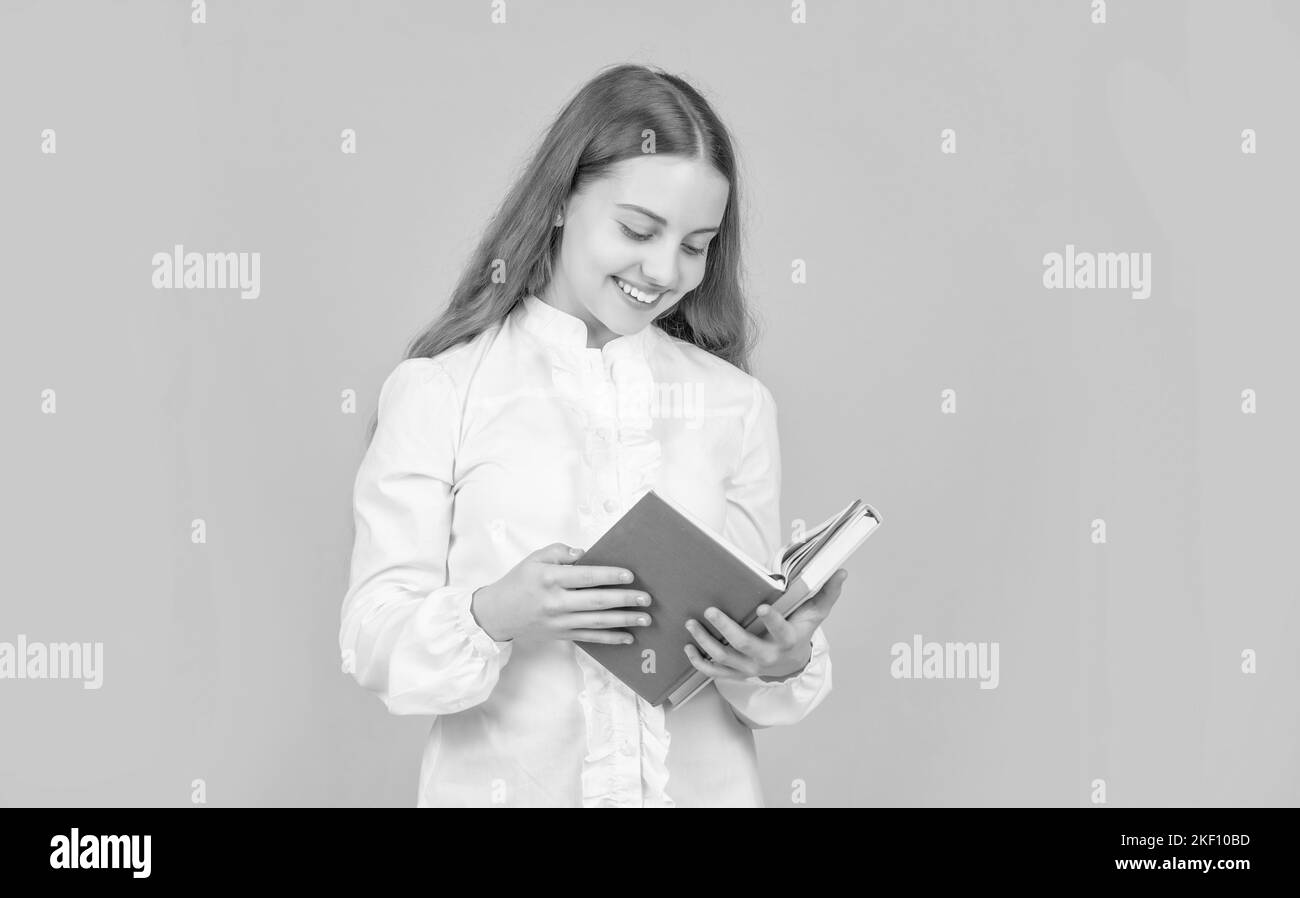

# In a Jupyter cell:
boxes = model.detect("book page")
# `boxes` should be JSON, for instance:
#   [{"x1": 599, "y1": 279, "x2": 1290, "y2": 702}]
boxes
[
  {"x1": 780, "y1": 500, "x2": 865, "y2": 581},
  {"x1": 792, "y1": 512, "x2": 879, "y2": 598},
  {"x1": 770, "y1": 505, "x2": 847, "y2": 572}
]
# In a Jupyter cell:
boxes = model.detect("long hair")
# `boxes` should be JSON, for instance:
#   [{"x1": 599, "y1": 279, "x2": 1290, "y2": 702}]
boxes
[{"x1": 365, "y1": 63, "x2": 757, "y2": 447}]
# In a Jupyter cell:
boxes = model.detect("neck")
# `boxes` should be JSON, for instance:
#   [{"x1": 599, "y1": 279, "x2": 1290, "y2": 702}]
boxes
[{"x1": 538, "y1": 286, "x2": 618, "y2": 349}]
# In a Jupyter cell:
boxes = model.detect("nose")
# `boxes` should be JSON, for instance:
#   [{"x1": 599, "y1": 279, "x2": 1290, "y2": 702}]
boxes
[{"x1": 640, "y1": 239, "x2": 679, "y2": 291}]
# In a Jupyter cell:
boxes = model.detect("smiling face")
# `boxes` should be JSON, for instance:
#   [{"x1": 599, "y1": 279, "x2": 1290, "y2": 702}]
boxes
[{"x1": 539, "y1": 154, "x2": 730, "y2": 348}]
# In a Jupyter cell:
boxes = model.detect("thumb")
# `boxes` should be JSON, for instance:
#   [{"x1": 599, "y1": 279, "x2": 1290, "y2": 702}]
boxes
[
  {"x1": 533, "y1": 542, "x2": 585, "y2": 565},
  {"x1": 790, "y1": 569, "x2": 847, "y2": 624}
]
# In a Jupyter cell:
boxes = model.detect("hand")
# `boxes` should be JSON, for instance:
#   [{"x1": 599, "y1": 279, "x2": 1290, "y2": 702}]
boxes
[
  {"x1": 470, "y1": 543, "x2": 653, "y2": 645},
  {"x1": 684, "y1": 568, "x2": 848, "y2": 682}
]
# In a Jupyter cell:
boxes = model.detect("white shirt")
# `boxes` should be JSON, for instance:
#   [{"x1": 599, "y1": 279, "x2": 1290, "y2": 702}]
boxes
[{"x1": 340, "y1": 294, "x2": 832, "y2": 807}]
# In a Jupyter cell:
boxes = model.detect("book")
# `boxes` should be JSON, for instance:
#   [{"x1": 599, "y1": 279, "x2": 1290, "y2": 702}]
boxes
[{"x1": 572, "y1": 489, "x2": 882, "y2": 709}]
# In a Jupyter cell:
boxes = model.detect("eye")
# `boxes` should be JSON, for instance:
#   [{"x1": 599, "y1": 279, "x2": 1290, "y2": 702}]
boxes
[
  {"x1": 620, "y1": 223, "x2": 710, "y2": 257},
  {"x1": 619, "y1": 223, "x2": 652, "y2": 242}
]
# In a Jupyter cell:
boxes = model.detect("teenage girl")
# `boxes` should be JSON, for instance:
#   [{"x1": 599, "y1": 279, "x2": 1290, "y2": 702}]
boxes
[{"x1": 341, "y1": 64, "x2": 848, "y2": 807}]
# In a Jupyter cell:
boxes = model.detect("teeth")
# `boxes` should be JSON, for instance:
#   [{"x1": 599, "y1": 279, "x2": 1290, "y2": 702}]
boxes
[{"x1": 614, "y1": 277, "x2": 661, "y2": 304}]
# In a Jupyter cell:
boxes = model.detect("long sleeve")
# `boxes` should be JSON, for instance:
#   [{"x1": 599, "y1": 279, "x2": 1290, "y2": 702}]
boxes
[
  {"x1": 339, "y1": 358, "x2": 513, "y2": 716},
  {"x1": 713, "y1": 376, "x2": 833, "y2": 729}
]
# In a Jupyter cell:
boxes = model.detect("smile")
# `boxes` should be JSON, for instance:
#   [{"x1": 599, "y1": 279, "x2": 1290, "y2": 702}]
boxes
[{"x1": 611, "y1": 275, "x2": 664, "y2": 306}]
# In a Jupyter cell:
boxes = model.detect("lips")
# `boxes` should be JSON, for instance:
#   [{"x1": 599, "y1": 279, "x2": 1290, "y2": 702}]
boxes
[
  {"x1": 610, "y1": 275, "x2": 663, "y2": 307},
  {"x1": 615, "y1": 276, "x2": 658, "y2": 294}
]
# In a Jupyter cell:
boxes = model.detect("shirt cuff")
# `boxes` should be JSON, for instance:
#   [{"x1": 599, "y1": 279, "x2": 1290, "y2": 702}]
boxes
[
  {"x1": 714, "y1": 626, "x2": 832, "y2": 728},
  {"x1": 462, "y1": 586, "x2": 516, "y2": 654},
  {"x1": 383, "y1": 585, "x2": 514, "y2": 716}
]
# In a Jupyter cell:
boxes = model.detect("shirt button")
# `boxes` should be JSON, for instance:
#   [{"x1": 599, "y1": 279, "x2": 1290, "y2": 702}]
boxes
[{"x1": 603, "y1": 498, "x2": 620, "y2": 513}]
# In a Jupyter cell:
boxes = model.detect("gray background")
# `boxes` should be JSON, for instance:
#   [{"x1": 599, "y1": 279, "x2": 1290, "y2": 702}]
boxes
[{"x1": 2, "y1": 0, "x2": 1297, "y2": 807}]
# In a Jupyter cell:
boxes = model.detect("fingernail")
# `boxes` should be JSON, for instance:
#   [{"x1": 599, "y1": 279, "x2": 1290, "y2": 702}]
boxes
[
  {"x1": 622, "y1": 571, "x2": 633, "y2": 582},
  {"x1": 757, "y1": 605, "x2": 769, "y2": 616}
]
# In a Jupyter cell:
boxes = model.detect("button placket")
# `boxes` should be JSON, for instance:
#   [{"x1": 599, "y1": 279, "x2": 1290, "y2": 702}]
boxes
[
  {"x1": 575, "y1": 359, "x2": 612, "y2": 530},
  {"x1": 550, "y1": 327, "x2": 670, "y2": 806}
]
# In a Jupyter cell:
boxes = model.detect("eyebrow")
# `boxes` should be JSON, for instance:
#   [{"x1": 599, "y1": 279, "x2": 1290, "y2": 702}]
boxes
[{"x1": 616, "y1": 204, "x2": 720, "y2": 235}]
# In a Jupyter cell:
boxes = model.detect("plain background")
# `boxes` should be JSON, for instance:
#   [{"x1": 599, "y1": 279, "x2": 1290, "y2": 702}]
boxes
[{"x1": 2, "y1": 0, "x2": 1297, "y2": 807}]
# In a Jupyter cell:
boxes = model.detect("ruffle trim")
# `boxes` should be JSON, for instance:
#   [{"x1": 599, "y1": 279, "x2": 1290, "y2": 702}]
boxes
[
  {"x1": 575, "y1": 649, "x2": 674, "y2": 808},
  {"x1": 551, "y1": 335, "x2": 673, "y2": 806}
]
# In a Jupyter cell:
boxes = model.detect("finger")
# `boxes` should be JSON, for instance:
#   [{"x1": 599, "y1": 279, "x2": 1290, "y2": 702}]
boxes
[
  {"x1": 560, "y1": 610, "x2": 652, "y2": 631},
  {"x1": 788, "y1": 569, "x2": 848, "y2": 626},
  {"x1": 754, "y1": 603, "x2": 799, "y2": 647},
  {"x1": 684, "y1": 644, "x2": 750, "y2": 681},
  {"x1": 567, "y1": 629, "x2": 635, "y2": 645},
  {"x1": 556, "y1": 588, "x2": 651, "y2": 611},
  {"x1": 532, "y1": 542, "x2": 585, "y2": 565},
  {"x1": 549, "y1": 564, "x2": 635, "y2": 589},
  {"x1": 699, "y1": 607, "x2": 768, "y2": 660},
  {"x1": 684, "y1": 619, "x2": 759, "y2": 676}
]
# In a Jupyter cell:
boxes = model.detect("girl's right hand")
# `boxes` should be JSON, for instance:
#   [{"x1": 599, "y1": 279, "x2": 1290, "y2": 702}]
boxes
[{"x1": 469, "y1": 543, "x2": 653, "y2": 645}]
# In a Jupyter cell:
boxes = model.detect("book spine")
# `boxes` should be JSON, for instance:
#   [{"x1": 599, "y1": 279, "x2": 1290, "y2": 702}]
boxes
[
  {"x1": 768, "y1": 579, "x2": 812, "y2": 618},
  {"x1": 666, "y1": 671, "x2": 711, "y2": 708}
]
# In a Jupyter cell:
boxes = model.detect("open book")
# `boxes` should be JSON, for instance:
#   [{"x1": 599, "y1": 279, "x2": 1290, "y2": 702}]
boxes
[{"x1": 572, "y1": 490, "x2": 882, "y2": 709}]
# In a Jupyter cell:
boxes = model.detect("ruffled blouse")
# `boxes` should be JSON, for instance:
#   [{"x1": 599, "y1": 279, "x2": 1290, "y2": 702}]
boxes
[{"x1": 340, "y1": 294, "x2": 832, "y2": 807}]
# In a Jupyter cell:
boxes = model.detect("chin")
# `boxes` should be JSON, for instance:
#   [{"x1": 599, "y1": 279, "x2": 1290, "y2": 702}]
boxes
[
  {"x1": 590, "y1": 298, "x2": 648, "y2": 336},
  {"x1": 600, "y1": 314, "x2": 646, "y2": 337}
]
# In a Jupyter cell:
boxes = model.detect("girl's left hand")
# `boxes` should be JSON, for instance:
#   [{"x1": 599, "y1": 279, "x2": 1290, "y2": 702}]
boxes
[{"x1": 684, "y1": 569, "x2": 848, "y2": 682}]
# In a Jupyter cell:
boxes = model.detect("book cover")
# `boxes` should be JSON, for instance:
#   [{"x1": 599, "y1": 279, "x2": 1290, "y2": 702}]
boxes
[
  {"x1": 572, "y1": 490, "x2": 786, "y2": 706},
  {"x1": 664, "y1": 501, "x2": 882, "y2": 707}
]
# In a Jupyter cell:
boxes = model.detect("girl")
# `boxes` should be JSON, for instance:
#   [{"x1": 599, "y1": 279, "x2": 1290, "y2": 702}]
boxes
[{"x1": 340, "y1": 63, "x2": 848, "y2": 808}]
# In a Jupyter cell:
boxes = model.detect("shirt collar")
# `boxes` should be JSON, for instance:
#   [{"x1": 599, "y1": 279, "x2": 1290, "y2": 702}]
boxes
[{"x1": 515, "y1": 294, "x2": 655, "y2": 360}]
